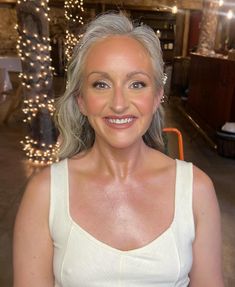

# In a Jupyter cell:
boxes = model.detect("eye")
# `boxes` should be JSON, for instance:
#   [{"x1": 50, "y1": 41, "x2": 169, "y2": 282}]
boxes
[
  {"x1": 129, "y1": 81, "x2": 146, "y2": 89},
  {"x1": 92, "y1": 81, "x2": 110, "y2": 89}
]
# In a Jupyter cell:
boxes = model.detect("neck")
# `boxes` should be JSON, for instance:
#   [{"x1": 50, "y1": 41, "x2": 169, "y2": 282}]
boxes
[{"x1": 89, "y1": 138, "x2": 150, "y2": 181}]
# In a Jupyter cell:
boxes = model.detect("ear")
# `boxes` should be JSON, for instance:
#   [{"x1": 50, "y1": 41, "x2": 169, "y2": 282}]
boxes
[
  {"x1": 153, "y1": 88, "x2": 164, "y2": 113},
  {"x1": 77, "y1": 94, "x2": 87, "y2": 116}
]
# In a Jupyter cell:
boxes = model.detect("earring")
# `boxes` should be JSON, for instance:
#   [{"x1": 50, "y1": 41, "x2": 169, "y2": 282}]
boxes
[{"x1": 160, "y1": 94, "x2": 167, "y2": 103}]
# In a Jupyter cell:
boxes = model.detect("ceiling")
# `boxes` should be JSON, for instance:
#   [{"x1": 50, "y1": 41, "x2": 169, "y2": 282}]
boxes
[
  {"x1": 0, "y1": 0, "x2": 203, "y2": 10},
  {"x1": 82, "y1": 0, "x2": 203, "y2": 10}
]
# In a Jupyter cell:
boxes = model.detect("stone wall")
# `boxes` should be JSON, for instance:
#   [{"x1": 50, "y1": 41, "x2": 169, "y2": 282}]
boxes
[
  {"x1": 49, "y1": 7, "x2": 66, "y2": 39},
  {"x1": 0, "y1": 5, "x2": 66, "y2": 75},
  {"x1": 0, "y1": 6, "x2": 66, "y2": 54},
  {"x1": 0, "y1": 7, "x2": 18, "y2": 56}
]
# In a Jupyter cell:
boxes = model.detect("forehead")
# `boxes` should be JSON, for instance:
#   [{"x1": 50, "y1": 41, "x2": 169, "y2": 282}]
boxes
[
  {"x1": 88, "y1": 35, "x2": 149, "y2": 52},
  {"x1": 84, "y1": 35, "x2": 153, "y2": 72}
]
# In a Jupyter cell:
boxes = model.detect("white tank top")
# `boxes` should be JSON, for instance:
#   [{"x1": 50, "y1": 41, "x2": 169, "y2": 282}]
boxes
[{"x1": 50, "y1": 159, "x2": 195, "y2": 287}]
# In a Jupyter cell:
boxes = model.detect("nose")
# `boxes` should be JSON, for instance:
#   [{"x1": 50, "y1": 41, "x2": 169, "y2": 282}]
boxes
[{"x1": 109, "y1": 86, "x2": 129, "y2": 114}]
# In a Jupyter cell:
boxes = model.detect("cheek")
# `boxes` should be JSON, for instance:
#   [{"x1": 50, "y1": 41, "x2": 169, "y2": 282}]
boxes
[
  {"x1": 134, "y1": 94, "x2": 159, "y2": 114},
  {"x1": 83, "y1": 94, "x2": 107, "y2": 115}
]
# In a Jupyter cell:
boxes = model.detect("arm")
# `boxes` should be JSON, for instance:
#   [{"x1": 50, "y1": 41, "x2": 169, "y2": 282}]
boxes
[
  {"x1": 13, "y1": 167, "x2": 54, "y2": 287},
  {"x1": 189, "y1": 166, "x2": 224, "y2": 287}
]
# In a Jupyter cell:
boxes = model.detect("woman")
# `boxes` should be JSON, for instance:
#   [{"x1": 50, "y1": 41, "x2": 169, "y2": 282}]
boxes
[{"x1": 14, "y1": 13, "x2": 224, "y2": 287}]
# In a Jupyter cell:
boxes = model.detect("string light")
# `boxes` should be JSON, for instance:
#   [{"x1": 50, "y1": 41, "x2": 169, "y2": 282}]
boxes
[
  {"x1": 20, "y1": 138, "x2": 60, "y2": 166},
  {"x1": 219, "y1": 0, "x2": 224, "y2": 7},
  {"x1": 227, "y1": 9, "x2": 233, "y2": 20},
  {"x1": 172, "y1": 5, "x2": 178, "y2": 14},
  {"x1": 64, "y1": 0, "x2": 84, "y2": 64},
  {"x1": 16, "y1": 0, "x2": 59, "y2": 166}
]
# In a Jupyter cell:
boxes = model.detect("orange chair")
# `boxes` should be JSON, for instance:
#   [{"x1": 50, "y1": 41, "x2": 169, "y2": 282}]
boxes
[{"x1": 162, "y1": 128, "x2": 184, "y2": 160}]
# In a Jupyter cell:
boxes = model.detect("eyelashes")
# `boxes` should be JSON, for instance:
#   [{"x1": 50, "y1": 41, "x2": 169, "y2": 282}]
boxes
[
  {"x1": 92, "y1": 80, "x2": 147, "y2": 90},
  {"x1": 129, "y1": 81, "x2": 146, "y2": 89},
  {"x1": 92, "y1": 81, "x2": 110, "y2": 89}
]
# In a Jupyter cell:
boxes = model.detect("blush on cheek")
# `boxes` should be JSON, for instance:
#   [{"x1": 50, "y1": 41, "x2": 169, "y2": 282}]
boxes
[
  {"x1": 83, "y1": 94, "x2": 107, "y2": 116},
  {"x1": 133, "y1": 96, "x2": 157, "y2": 114}
]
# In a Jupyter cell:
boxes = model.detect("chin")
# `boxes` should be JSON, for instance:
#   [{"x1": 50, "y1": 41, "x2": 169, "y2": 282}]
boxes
[{"x1": 103, "y1": 136, "x2": 145, "y2": 150}]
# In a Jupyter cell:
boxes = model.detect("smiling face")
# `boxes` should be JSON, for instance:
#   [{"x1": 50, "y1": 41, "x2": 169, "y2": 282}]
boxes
[{"x1": 77, "y1": 35, "x2": 162, "y2": 149}]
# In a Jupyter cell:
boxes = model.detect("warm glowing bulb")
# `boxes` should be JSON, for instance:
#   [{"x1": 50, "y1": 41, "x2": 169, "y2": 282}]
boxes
[
  {"x1": 227, "y1": 10, "x2": 233, "y2": 19},
  {"x1": 172, "y1": 5, "x2": 178, "y2": 14},
  {"x1": 219, "y1": 0, "x2": 223, "y2": 7}
]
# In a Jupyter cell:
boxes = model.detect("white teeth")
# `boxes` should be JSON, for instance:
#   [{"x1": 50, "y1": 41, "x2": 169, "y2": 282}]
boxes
[{"x1": 108, "y1": 118, "x2": 133, "y2": 124}]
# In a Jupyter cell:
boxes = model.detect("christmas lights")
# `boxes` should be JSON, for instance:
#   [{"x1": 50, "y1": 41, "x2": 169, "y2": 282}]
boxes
[
  {"x1": 16, "y1": 0, "x2": 59, "y2": 166},
  {"x1": 227, "y1": 9, "x2": 233, "y2": 20},
  {"x1": 219, "y1": 0, "x2": 224, "y2": 7},
  {"x1": 21, "y1": 137, "x2": 60, "y2": 166},
  {"x1": 172, "y1": 0, "x2": 178, "y2": 14},
  {"x1": 172, "y1": 5, "x2": 178, "y2": 14},
  {"x1": 64, "y1": 0, "x2": 84, "y2": 64}
]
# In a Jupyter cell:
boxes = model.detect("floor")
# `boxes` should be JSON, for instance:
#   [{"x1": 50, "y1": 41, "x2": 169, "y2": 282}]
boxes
[{"x1": 0, "y1": 79, "x2": 235, "y2": 286}]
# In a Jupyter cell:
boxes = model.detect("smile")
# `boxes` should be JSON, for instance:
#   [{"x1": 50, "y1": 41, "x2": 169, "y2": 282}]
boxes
[
  {"x1": 104, "y1": 116, "x2": 136, "y2": 127},
  {"x1": 107, "y1": 118, "x2": 134, "y2": 124}
]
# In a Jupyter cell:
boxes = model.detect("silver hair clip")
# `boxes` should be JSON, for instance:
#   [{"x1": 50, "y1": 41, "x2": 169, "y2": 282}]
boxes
[{"x1": 163, "y1": 73, "x2": 168, "y2": 85}]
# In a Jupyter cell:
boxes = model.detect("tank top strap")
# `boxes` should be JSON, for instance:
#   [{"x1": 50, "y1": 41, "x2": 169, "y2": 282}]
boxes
[
  {"x1": 173, "y1": 159, "x2": 195, "y2": 238},
  {"x1": 49, "y1": 158, "x2": 71, "y2": 238}
]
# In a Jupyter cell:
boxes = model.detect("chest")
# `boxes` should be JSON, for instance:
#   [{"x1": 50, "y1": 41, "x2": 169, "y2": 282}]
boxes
[{"x1": 69, "y1": 175, "x2": 175, "y2": 251}]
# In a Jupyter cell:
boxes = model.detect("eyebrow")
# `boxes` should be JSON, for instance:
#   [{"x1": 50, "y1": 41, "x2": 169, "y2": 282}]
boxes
[
  {"x1": 87, "y1": 71, "x2": 111, "y2": 79},
  {"x1": 87, "y1": 71, "x2": 152, "y2": 80},
  {"x1": 126, "y1": 71, "x2": 152, "y2": 80}
]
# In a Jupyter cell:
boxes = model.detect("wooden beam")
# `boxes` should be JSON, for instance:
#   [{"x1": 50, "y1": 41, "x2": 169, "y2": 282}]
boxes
[
  {"x1": 83, "y1": 0, "x2": 203, "y2": 10},
  {"x1": 178, "y1": 0, "x2": 202, "y2": 10},
  {"x1": 0, "y1": 0, "x2": 16, "y2": 2},
  {"x1": 0, "y1": 0, "x2": 203, "y2": 10}
]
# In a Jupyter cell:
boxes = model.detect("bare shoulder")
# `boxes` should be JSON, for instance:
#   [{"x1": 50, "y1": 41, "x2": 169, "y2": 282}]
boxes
[
  {"x1": 23, "y1": 166, "x2": 51, "y2": 204},
  {"x1": 192, "y1": 164, "x2": 214, "y2": 193},
  {"x1": 192, "y1": 165, "x2": 216, "y2": 204},
  {"x1": 15, "y1": 165, "x2": 51, "y2": 227},
  {"x1": 192, "y1": 165, "x2": 220, "y2": 223},
  {"x1": 27, "y1": 166, "x2": 50, "y2": 190}
]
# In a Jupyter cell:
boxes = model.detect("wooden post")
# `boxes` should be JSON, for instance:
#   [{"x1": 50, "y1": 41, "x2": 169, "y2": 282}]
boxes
[
  {"x1": 182, "y1": 10, "x2": 190, "y2": 57},
  {"x1": 16, "y1": 0, "x2": 58, "y2": 165},
  {"x1": 197, "y1": 0, "x2": 219, "y2": 53},
  {"x1": 174, "y1": 11, "x2": 185, "y2": 56}
]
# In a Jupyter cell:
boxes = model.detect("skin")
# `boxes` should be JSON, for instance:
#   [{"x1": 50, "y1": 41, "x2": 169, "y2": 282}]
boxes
[{"x1": 13, "y1": 36, "x2": 224, "y2": 286}]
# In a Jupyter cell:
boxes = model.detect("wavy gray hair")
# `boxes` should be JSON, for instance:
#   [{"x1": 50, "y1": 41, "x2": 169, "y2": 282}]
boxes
[{"x1": 56, "y1": 12, "x2": 165, "y2": 159}]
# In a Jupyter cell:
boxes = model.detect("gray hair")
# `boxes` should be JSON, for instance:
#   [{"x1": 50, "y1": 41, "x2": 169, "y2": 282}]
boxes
[{"x1": 56, "y1": 12, "x2": 165, "y2": 159}]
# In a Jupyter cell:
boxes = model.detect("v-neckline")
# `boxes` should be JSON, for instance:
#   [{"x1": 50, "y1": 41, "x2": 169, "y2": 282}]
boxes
[{"x1": 64, "y1": 158, "x2": 178, "y2": 254}]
